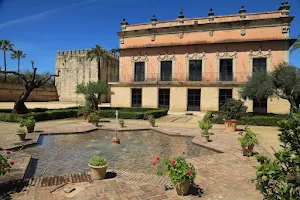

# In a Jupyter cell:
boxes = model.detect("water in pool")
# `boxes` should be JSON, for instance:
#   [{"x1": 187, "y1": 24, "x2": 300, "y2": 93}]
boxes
[{"x1": 22, "y1": 130, "x2": 217, "y2": 177}]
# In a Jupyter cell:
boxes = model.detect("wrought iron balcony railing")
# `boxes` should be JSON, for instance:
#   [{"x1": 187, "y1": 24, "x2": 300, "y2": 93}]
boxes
[{"x1": 109, "y1": 72, "x2": 251, "y2": 83}]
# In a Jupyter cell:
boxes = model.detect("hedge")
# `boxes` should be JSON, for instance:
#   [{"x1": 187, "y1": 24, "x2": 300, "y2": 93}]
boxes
[
  {"x1": 0, "y1": 113, "x2": 18, "y2": 122},
  {"x1": 99, "y1": 109, "x2": 168, "y2": 119},
  {"x1": 204, "y1": 111, "x2": 289, "y2": 126}
]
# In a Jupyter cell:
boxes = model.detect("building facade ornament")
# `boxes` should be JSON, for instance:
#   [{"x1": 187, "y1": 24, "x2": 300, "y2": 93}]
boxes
[
  {"x1": 151, "y1": 34, "x2": 156, "y2": 41},
  {"x1": 215, "y1": 51, "x2": 238, "y2": 81},
  {"x1": 241, "y1": 28, "x2": 246, "y2": 36},
  {"x1": 209, "y1": 31, "x2": 214, "y2": 37},
  {"x1": 248, "y1": 49, "x2": 272, "y2": 75},
  {"x1": 179, "y1": 32, "x2": 184, "y2": 39},
  {"x1": 185, "y1": 52, "x2": 207, "y2": 81},
  {"x1": 157, "y1": 53, "x2": 176, "y2": 81},
  {"x1": 131, "y1": 54, "x2": 149, "y2": 81},
  {"x1": 120, "y1": 38, "x2": 124, "y2": 45}
]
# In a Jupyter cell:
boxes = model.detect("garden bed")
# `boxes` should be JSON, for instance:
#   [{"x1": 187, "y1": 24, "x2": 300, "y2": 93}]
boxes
[{"x1": 204, "y1": 111, "x2": 289, "y2": 126}]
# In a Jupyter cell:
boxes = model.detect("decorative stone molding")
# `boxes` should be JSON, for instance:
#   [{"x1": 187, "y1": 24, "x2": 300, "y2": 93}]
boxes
[
  {"x1": 209, "y1": 31, "x2": 214, "y2": 37},
  {"x1": 215, "y1": 51, "x2": 238, "y2": 81},
  {"x1": 241, "y1": 28, "x2": 246, "y2": 36},
  {"x1": 151, "y1": 34, "x2": 156, "y2": 41},
  {"x1": 185, "y1": 52, "x2": 207, "y2": 81},
  {"x1": 157, "y1": 53, "x2": 176, "y2": 80},
  {"x1": 248, "y1": 49, "x2": 272, "y2": 75},
  {"x1": 120, "y1": 38, "x2": 124, "y2": 45},
  {"x1": 179, "y1": 32, "x2": 184, "y2": 39},
  {"x1": 131, "y1": 54, "x2": 149, "y2": 80}
]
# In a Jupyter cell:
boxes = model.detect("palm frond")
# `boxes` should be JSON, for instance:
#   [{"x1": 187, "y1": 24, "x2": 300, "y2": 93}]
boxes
[{"x1": 290, "y1": 34, "x2": 300, "y2": 53}]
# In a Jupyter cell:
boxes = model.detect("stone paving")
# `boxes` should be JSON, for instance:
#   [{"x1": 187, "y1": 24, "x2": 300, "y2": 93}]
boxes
[{"x1": 4, "y1": 120, "x2": 267, "y2": 200}]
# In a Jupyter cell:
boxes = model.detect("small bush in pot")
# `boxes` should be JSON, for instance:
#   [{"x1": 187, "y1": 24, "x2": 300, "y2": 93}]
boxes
[
  {"x1": 238, "y1": 127, "x2": 258, "y2": 156},
  {"x1": 153, "y1": 155, "x2": 196, "y2": 196},
  {"x1": 198, "y1": 119, "x2": 212, "y2": 142},
  {"x1": 147, "y1": 115, "x2": 156, "y2": 127},
  {"x1": 18, "y1": 116, "x2": 36, "y2": 133},
  {"x1": 119, "y1": 119, "x2": 125, "y2": 128},
  {"x1": 78, "y1": 106, "x2": 92, "y2": 121},
  {"x1": 89, "y1": 112, "x2": 100, "y2": 126},
  {"x1": 88, "y1": 156, "x2": 108, "y2": 180},
  {"x1": 16, "y1": 128, "x2": 26, "y2": 141},
  {"x1": 222, "y1": 99, "x2": 247, "y2": 132}
]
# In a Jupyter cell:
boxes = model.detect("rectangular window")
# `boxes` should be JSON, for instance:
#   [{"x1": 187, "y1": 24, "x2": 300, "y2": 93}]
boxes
[
  {"x1": 189, "y1": 60, "x2": 202, "y2": 81},
  {"x1": 187, "y1": 89, "x2": 201, "y2": 111},
  {"x1": 131, "y1": 89, "x2": 142, "y2": 107},
  {"x1": 253, "y1": 98, "x2": 267, "y2": 114},
  {"x1": 160, "y1": 61, "x2": 172, "y2": 81},
  {"x1": 219, "y1": 59, "x2": 233, "y2": 81},
  {"x1": 219, "y1": 89, "x2": 232, "y2": 110},
  {"x1": 158, "y1": 89, "x2": 170, "y2": 109},
  {"x1": 134, "y1": 62, "x2": 145, "y2": 82},
  {"x1": 253, "y1": 58, "x2": 267, "y2": 73}
]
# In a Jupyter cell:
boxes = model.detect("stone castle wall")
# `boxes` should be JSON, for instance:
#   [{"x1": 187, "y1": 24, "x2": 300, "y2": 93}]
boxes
[{"x1": 55, "y1": 49, "x2": 119, "y2": 103}]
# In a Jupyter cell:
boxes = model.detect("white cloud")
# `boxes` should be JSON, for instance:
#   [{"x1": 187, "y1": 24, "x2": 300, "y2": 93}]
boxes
[{"x1": 0, "y1": 0, "x2": 98, "y2": 29}]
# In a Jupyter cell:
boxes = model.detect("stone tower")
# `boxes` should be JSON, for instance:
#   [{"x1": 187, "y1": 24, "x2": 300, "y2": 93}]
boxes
[{"x1": 55, "y1": 49, "x2": 119, "y2": 104}]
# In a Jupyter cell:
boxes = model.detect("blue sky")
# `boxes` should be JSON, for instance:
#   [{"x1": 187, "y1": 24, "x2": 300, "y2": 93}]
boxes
[{"x1": 0, "y1": 0, "x2": 299, "y2": 74}]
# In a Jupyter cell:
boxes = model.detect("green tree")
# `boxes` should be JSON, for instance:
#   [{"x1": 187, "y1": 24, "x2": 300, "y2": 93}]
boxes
[
  {"x1": 240, "y1": 63, "x2": 300, "y2": 116},
  {"x1": 75, "y1": 81, "x2": 108, "y2": 111},
  {"x1": 0, "y1": 40, "x2": 14, "y2": 81},
  {"x1": 253, "y1": 110, "x2": 300, "y2": 199},
  {"x1": 11, "y1": 50, "x2": 26, "y2": 73},
  {"x1": 290, "y1": 34, "x2": 300, "y2": 53}
]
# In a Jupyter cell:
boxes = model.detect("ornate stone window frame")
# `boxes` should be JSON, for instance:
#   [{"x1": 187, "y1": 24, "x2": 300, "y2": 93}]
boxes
[
  {"x1": 215, "y1": 51, "x2": 238, "y2": 81},
  {"x1": 248, "y1": 49, "x2": 272, "y2": 75},
  {"x1": 157, "y1": 54, "x2": 176, "y2": 81},
  {"x1": 185, "y1": 52, "x2": 207, "y2": 81},
  {"x1": 131, "y1": 54, "x2": 149, "y2": 81}
]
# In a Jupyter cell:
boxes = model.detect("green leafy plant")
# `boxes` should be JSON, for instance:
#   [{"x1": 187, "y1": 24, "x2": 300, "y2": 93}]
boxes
[
  {"x1": 18, "y1": 116, "x2": 35, "y2": 128},
  {"x1": 0, "y1": 151, "x2": 14, "y2": 176},
  {"x1": 16, "y1": 128, "x2": 26, "y2": 134},
  {"x1": 89, "y1": 112, "x2": 100, "y2": 122},
  {"x1": 222, "y1": 99, "x2": 247, "y2": 120},
  {"x1": 253, "y1": 110, "x2": 300, "y2": 199},
  {"x1": 152, "y1": 155, "x2": 196, "y2": 185},
  {"x1": 78, "y1": 106, "x2": 92, "y2": 116},
  {"x1": 198, "y1": 119, "x2": 212, "y2": 135},
  {"x1": 89, "y1": 156, "x2": 108, "y2": 166},
  {"x1": 147, "y1": 115, "x2": 155, "y2": 124},
  {"x1": 238, "y1": 127, "x2": 258, "y2": 149},
  {"x1": 119, "y1": 119, "x2": 124, "y2": 125}
]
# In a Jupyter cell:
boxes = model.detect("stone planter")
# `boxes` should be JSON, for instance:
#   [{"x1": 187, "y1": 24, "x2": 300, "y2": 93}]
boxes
[
  {"x1": 89, "y1": 163, "x2": 108, "y2": 180},
  {"x1": 242, "y1": 145, "x2": 254, "y2": 157},
  {"x1": 175, "y1": 181, "x2": 190, "y2": 196},
  {"x1": 201, "y1": 134, "x2": 210, "y2": 142},
  {"x1": 224, "y1": 120, "x2": 237, "y2": 132},
  {"x1": 17, "y1": 134, "x2": 26, "y2": 141},
  {"x1": 27, "y1": 126, "x2": 35, "y2": 133}
]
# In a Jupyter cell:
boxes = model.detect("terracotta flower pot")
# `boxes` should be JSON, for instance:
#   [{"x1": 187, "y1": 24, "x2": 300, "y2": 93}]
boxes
[
  {"x1": 150, "y1": 121, "x2": 155, "y2": 127},
  {"x1": 27, "y1": 126, "x2": 34, "y2": 133},
  {"x1": 175, "y1": 181, "x2": 190, "y2": 196},
  {"x1": 242, "y1": 145, "x2": 254, "y2": 157},
  {"x1": 89, "y1": 163, "x2": 108, "y2": 180},
  {"x1": 17, "y1": 134, "x2": 26, "y2": 141},
  {"x1": 201, "y1": 135, "x2": 210, "y2": 142},
  {"x1": 224, "y1": 120, "x2": 237, "y2": 132},
  {"x1": 113, "y1": 136, "x2": 120, "y2": 144}
]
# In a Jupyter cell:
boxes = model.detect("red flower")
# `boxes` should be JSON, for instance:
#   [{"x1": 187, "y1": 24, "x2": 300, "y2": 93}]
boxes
[
  {"x1": 182, "y1": 152, "x2": 185, "y2": 155},
  {"x1": 10, "y1": 161, "x2": 14, "y2": 165},
  {"x1": 6, "y1": 151, "x2": 11, "y2": 155},
  {"x1": 170, "y1": 160, "x2": 176, "y2": 165},
  {"x1": 152, "y1": 161, "x2": 156, "y2": 166},
  {"x1": 0, "y1": 163, "x2": 3, "y2": 167},
  {"x1": 188, "y1": 170, "x2": 193, "y2": 175},
  {"x1": 156, "y1": 157, "x2": 160, "y2": 161}
]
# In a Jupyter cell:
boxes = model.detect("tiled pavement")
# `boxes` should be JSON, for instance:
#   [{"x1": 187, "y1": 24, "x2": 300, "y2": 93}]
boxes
[{"x1": 5, "y1": 121, "x2": 266, "y2": 199}]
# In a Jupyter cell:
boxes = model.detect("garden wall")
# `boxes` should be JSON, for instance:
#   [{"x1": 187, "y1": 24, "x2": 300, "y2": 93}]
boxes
[{"x1": 0, "y1": 83, "x2": 58, "y2": 102}]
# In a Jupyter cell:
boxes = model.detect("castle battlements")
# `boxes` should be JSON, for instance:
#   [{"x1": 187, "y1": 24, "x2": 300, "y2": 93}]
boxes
[{"x1": 56, "y1": 49, "x2": 119, "y2": 60}]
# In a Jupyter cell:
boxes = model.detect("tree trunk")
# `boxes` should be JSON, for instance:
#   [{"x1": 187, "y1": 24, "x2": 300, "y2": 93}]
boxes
[
  {"x1": 97, "y1": 60, "x2": 101, "y2": 103},
  {"x1": 18, "y1": 58, "x2": 20, "y2": 73},
  {"x1": 13, "y1": 89, "x2": 32, "y2": 114},
  {"x1": 289, "y1": 99, "x2": 297, "y2": 117},
  {"x1": 4, "y1": 50, "x2": 7, "y2": 81}
]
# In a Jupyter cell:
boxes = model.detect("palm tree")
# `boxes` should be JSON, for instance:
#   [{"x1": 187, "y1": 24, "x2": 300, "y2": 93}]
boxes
[
  {"x1": 86, "y1": 45, "x2": 111, "y2": 102},
  {"x1": 291, "y1": 34, "x2": 300, "y2": 53},
  {"x1": 11, "y1": 50, "x2": 26, "y2": 73},
  {"x1": 0, "y1": 40, "x2": 14, "y2": 81}
]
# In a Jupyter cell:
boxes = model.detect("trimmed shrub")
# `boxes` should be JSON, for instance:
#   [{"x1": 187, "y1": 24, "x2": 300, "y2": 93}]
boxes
[{"x1": 0, "y1": 113, "x2": 18, "y2": 122}]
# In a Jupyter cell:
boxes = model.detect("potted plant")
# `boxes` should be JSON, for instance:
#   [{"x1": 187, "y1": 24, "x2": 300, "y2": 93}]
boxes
[
  {"x1": 18, "y1": 116, "x2": 36, "y2": 133},
  {"x1": 16, "y1": 128, "x2": 26, "y2": 141},
  {"x1": 119, "y1": 119, "x2": 125, "y2": 128},
  {"x1": 78, "y1": 106, "x2": 92, "y2": 121},
  {"x1": 153, "y1": 155, "x2": 196, "y2": 196},
  {"x1": 89, "y1": 112, "x2": 100, "y2": 127},
  {"x1": 88, "y1": 156, "x2": 108, "y2": 180},
  {"x1": 238, "y1": 127, "x2": 258, "y2": 157},
  {"x1": 147, "y1": 115, "x2": 156, "y2": 127},
  {"x1": 198, "y1": 119, "x2": 212, "y2": 142},
  {"x1": 222, "y1": 99, "x2": 247, "y2": 132}
]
